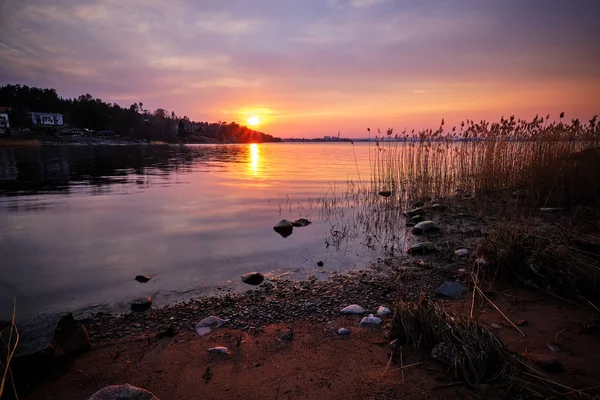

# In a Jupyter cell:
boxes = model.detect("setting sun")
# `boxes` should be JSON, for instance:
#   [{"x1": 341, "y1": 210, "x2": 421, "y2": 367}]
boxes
[{"x1": 247, "y1": 116, "x2": 260, "y2": 126}]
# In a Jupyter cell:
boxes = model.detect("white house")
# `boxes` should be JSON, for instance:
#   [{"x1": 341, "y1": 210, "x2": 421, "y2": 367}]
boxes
[
  {"x1": 31, "y1": 112, "x2": 64, "y2": 126},
  {"x1": 0, "y1": 113, "x2": 9, "y2": 129}
]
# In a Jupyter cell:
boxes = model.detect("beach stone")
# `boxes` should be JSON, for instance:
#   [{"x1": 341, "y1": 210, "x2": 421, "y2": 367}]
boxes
[
  {"x1": 437, "y1": 282, "x2": 467, "y2": 299},
  {"x1": 208, "y1": 346, "x2": 231, "y2": 355},
  {"x1": 338, "y1": 328, "x2": 351, "y2": 335},
  {"x1": 134, "y1": 275, "x2": 151, "y2": 283},
  {"x1": 359, "y1": 314, "x2": 382, "y2": 326},
  {"x1": 455, "y1": 249, "x2": 469, "y2": 257},
  {"x1": 131, "y1": 297, "x2": 152, "y2": 312},
  {"x1": 376, "y1": 306, "x2": 392, "y2": 316},
  {"x1": 88, "y1": 384, "x2": 159, "y2": 400},
  {"x1": 51, "y1": 313, "x2": 91, "y2": 357},
  {"x1": 291, "y1": 218, "x2": 312, "y2": 227},
  {"x1": 378, "y1": 190, "x2": 392, "y2": 197},
  {"x1": 273, "y1": 219, "x2": 293, "y2": 238},
  {"x1": 534, "y1": 358, "x2": 565, "y2": 372},
  {"x1": 431, "y1": 342, "x2": 453, "y2": 365},
  {"x1": 195, "y1": 316, "x2": 228, "y2": 337},
  {"x1": 412, "y1": 220, "x2": 440, "y2": 235},
  {"x1": 406, "y1": 242, "x2": 436, "y2": 255},
  {"x1": 340, "y1": 304, "x2": 365, "y2": 314},
  {"x1": 241, "y1": 272, "x2": 264, "y2": 285}
]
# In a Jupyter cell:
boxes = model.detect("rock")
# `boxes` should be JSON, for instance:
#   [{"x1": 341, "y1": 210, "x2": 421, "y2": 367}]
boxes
[
  {"x1": 405, "y1": 207, "x2": 427, "y2": 218},
  {"x1": 208, "y1": 346, "x2": 231, "y2": 355},
  {"x1": 534, "y1": 358, "x2": 565, "y2": 372},
  {"x1": 338, "y1": 328, "x2": 351, "y2": 335},
  {"x1": 340, "y1": 304, "x2": 365, "y2": 314},
  {"x1": 359, "y1": 314, "x2": 382, "y2": 326},
  {"x1": 513, "y1": 189, "x2": 529, "y2": 198},
  {"x1": 547, "y1": 343, "x2": 561, "y2": 353},
  {"x1": 88, "y1": 384, "x2": 159, "y2": 400},
  {"x1": 131, "y1": 297, "x2": 152, "y2": 312},
  {"x1": 431, "y1": 342, "x2": 453, "y2": 365},
  {"x1": 317, "y1": 261, "x2": 324, "y2": 267},
  {"x1": 195, "y1": 316, "x2": 228, "y2": 337},
  {"x1": 412, "y1": 220, "x2": 440, "y2": 235},
  {"x1": 455, "y1": 248, "x2": 469, "y2": 257},
  {"x1": 406, "y1": 242, "x2": 436, "y2": 255},
  {"x1": 378, "y1": 190, "x2": 392, "y2": 197},
  {"x1": 291, "y1": 218, "x2": 312, "y2": 227},
  {"x1": 51, "y1": 313, "x2": 91, "y2": 357},
  {"x1": 376, "y1": 306, "x2": 392, "y2": 316},
  {"x1": 437, "y1": 281, "x2": 467, "y2": 299},
  {"x1": 408, "y1": 214, "x2": 425, "y2": 223},
  {"x1": 241, "y1": 272, "x2": 264, "y2": 285},
  {"x1": 134, "y1": 275, "x2": 151, "y2": 283},
  {"x1": 273, "y1": 219, "x2": 293, "y2": 238},
  {"x1": 279, "y1": 328, "x2": 293, "y2": 341}
]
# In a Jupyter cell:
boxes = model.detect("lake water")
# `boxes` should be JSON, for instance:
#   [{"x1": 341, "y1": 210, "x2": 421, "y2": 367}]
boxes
[{"x1": 0, "y1": 143, "x2": 384, "y2": 320}]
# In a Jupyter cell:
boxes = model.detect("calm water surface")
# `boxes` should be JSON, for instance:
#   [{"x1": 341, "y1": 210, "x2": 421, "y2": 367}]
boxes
[{"x1": 0, "y1": 143, "x2": 379, "y2": 320}]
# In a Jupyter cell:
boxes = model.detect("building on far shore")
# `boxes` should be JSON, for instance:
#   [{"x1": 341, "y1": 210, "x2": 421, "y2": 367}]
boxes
[
  {"x1": 31, "y1": 112, "x2": 64, "y2": 126},
  {"x1": 0, "y1": 107, "x2": 10, "y2": 135}
]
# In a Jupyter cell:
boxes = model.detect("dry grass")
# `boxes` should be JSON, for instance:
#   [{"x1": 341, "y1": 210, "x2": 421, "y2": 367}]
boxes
[{"x1": 390, "y1": 299, "x2": 519, "y2": 386}]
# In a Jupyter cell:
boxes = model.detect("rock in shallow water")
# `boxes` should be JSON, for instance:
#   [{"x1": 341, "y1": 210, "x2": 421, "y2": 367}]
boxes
[
  {"x1": 340, "y1": 304, "x2": 365, "y2": 314},
  {"x1": 412, "y1": 220, "x2": 440, "y2": 235},
  {"x1": 376, "y1": 306, "x2": 391, "y2": 316},
  {"x1": 359, "y1": 314, "x2": 382, "y2": 326},
  {"x1": 195, "y1": 316, "x2": 228, "y2": 337},
  {"x1": 273, "y1": 219, "x2": 294, "y2": 238},
  {"x1": 241, "y1": 272, "x2": 265, "y2": 285},
  {"x1": 134, "y1": 275, "x2": 151, "y2": 283},
  {"x1": 131, "y1": 297, "x2": 152, "y2": 312},
  {"x1": 88, "y1": 384, "x2": 159, "y2": 400}
]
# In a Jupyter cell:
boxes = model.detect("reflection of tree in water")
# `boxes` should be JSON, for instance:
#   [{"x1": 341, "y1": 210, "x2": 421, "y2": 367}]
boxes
[{"x1": 0, "y1": 145, "x2": 246, "y2": 196}]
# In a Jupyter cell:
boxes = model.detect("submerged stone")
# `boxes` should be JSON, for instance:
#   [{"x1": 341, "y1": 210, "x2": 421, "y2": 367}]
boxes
[
  {"x1": 273, "y1": 219, "x2": 294, "y2": 238},
  {"x1": 412, "y1": 220, "x2": 440, "y2": 235},
  {"x1": 88, "y1": 384, "x2": 159, "y2": 400},
  {"x1": 437, "y1": 281, "x2": 467, "y2": 299},
  {"x1": 406, "y1": 242, "x2": 436, "y2": 255},
  {"x1": 131, "y1": 297, "x2": 152, "y2": 312},
  {"x1": 241, "y1": 272, "x2": 265, "y2": 285},
  {"x1": 340, "y1": 304, "x2": 365, "y2": 314}
]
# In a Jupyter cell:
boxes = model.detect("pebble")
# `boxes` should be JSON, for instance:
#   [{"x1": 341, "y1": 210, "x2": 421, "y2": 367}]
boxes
[
  {"x1": 376, "y1": 306, "x2": 391, "y2": 316},
  {"x1": 359, "y1": 314, "x2": 382, "y2": 326},
  {"x1": 208, "y1": 347, "x2": 231, "y2": 355},
  {"x1": 340, "y1": 304, "x2": 365, "y2": 314},
  {"x1": 338, "y1": 328, "x2": 351, "y2": 335}
]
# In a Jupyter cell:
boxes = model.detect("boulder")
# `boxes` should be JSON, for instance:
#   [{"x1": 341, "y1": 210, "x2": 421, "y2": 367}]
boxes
[
  {"x1": 376, "y1": 306, "x2": 392, "y2": 316},
  {"x1": 88, "y1": 384, "x2": 159, "y2": 400},
  {"x1": 51, "y1": 313, "x2": 91, "y2": 357},
  {"x1": 208, "y1": 346, "x2": 231, "y2": 355},
  {"x1": 359, "y1": 314, "x2": 382, "y2": 326},
  {"x1": 241, "y1": 272, "x2": 264, "y2": 285},
  {"x1": 195, "y1": 316, "x2": 228, "y2": 337},
  {"x1": 431, "y1": 342, "x2": 453, "y2": 365},
  {"x1": 340, "y1": 304, "x2": 365, "y2": 314},
  {"x1": 134, "y1": 275, "x2": 151, "y2": 283},
  {"x1": 273, "y1": 219, "x2": 293, "y2": 238},
  {"x1": 437, "y1": 282, "x2": 467, "y2": 299},
  {"x1": 406, "y1": 242, "x2": 436, "y2": 255},
  {"x1": 291, "y1": 218, "x2": 312, "y2": 227},
  {"x1": 411, "y1": 220, "x2": 440, "y2": 235},
  {"x1": 131, "y1": 297, "x2": 152, "y2": 312}
]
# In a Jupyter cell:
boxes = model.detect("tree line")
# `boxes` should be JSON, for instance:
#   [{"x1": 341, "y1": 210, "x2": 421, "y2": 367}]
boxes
[{"x1": 0, "y1": 84, "x2": 281, "y2": 143}]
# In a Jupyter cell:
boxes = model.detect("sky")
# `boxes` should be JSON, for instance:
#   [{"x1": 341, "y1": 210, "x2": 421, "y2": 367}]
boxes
[{"x1": 1, "y1": 0, "x2": 599, "y2": 138}]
